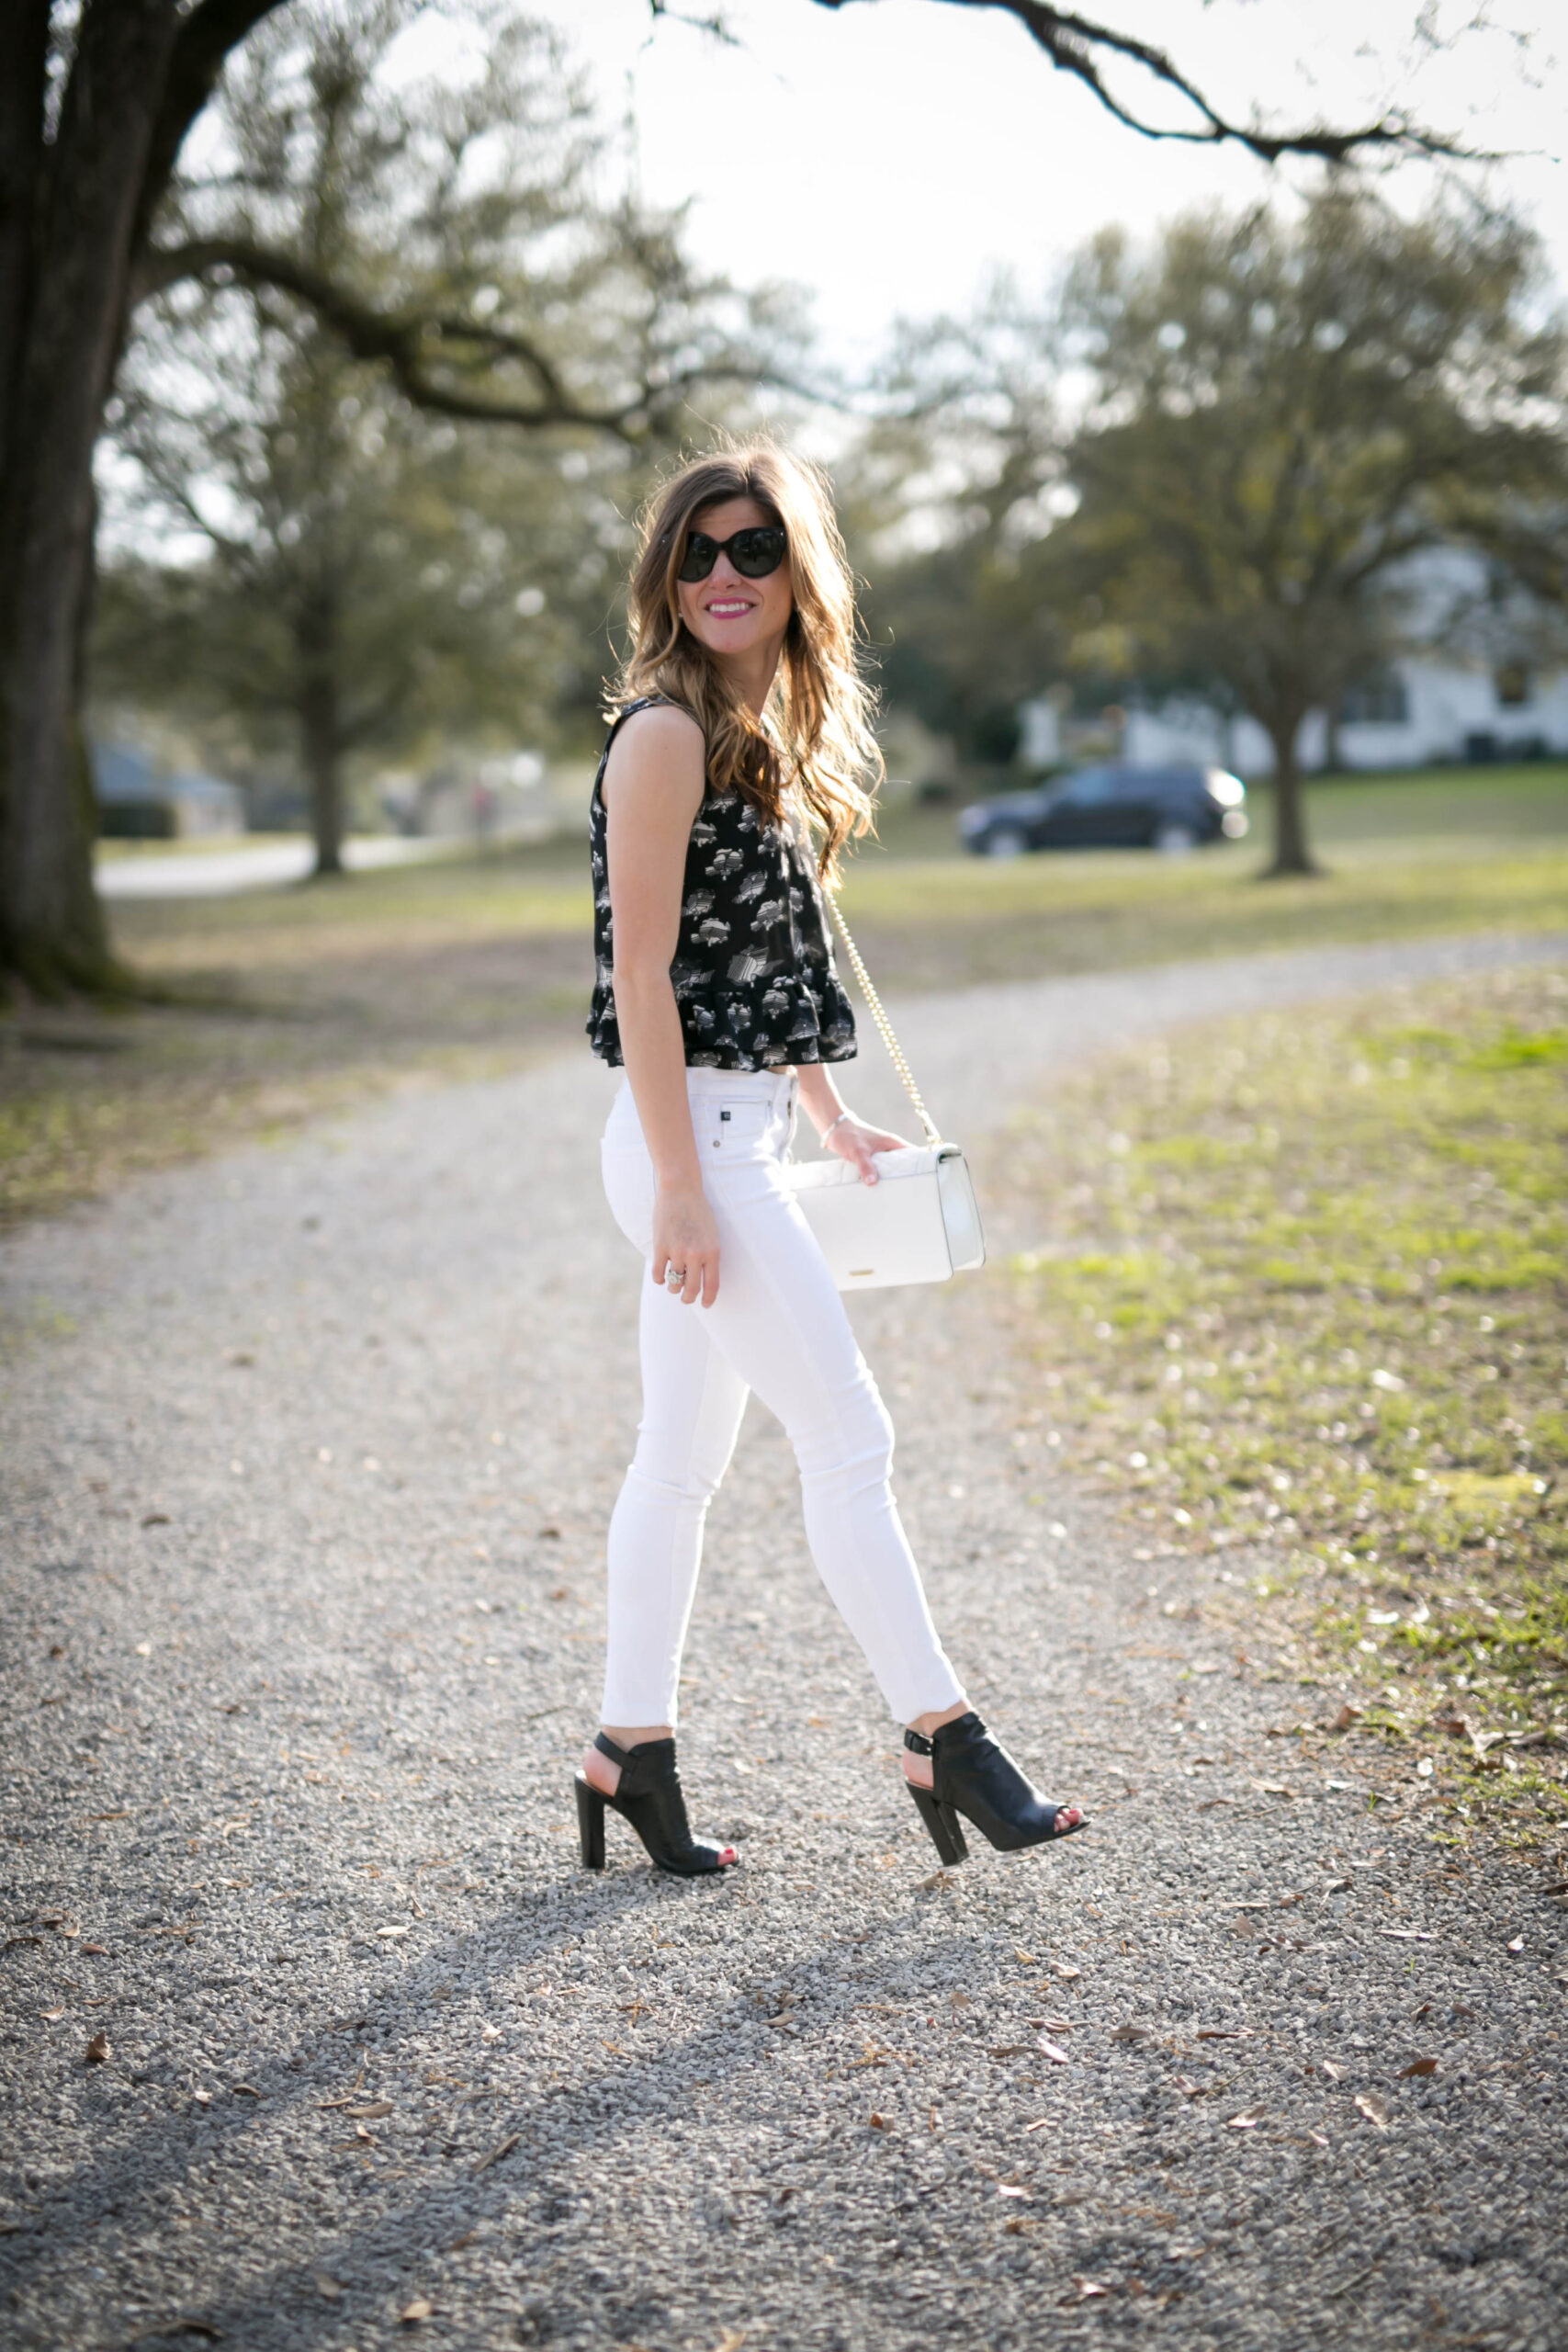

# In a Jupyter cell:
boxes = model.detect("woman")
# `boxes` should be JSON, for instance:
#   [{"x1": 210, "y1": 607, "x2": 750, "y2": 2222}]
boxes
[{"x1": 575, "y1": 441, "x2": 1085, "y2": 1877}]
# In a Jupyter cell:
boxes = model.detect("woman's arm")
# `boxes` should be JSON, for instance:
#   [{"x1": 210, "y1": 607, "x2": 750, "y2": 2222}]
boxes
[
  {"x1": 795, "y1": 1062, "x2": 912, "y2": 1187},
  {"x1": 602, "y1": 705, "x2": 719, "y2": 1306}
]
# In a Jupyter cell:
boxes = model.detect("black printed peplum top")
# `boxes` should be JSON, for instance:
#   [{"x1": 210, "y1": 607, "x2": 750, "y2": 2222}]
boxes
[{"x1": 586, "y1": 696, "x2": 858, "y2": 1072}]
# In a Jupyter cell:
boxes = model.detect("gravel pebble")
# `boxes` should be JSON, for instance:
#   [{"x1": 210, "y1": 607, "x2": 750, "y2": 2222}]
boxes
[{"x1": 2, "y1": 933, "x2": 1564, "y2": 2351}]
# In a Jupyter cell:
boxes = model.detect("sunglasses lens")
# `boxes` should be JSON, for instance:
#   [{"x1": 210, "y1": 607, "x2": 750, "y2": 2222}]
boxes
[
  {"x1": 677, "y1": 534, "x2": 717, "y2": 582},
  {"x1": 732, "y1": 528, "x2": 786, "y2": 577}
]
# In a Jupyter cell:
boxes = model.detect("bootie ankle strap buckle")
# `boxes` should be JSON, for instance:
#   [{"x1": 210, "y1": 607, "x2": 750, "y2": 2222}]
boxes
[{"x1": 903, "y1": 1727, "x2": 934, "y2": 1758}]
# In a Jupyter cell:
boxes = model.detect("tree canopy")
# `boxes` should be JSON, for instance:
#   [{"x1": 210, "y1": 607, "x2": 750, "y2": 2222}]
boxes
[{"x1": 865, "y1": 189, "x2": 1564, "y2": 870}]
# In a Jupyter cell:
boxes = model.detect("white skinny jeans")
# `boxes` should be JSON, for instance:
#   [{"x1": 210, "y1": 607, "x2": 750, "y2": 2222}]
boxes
[{"x1": 598, "y1": 1067, "x2": 965, "y2": 1728}]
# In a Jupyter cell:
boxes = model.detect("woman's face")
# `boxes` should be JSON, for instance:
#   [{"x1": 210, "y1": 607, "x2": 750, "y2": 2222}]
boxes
[{"x1": 674, "y1": 495, "x2": 794, "y2": 668}]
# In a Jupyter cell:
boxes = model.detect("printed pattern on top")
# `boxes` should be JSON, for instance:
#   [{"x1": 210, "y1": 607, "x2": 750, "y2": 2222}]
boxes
[{"x1": 586, "y1": 697, "x2": 858, "y2": 1072}]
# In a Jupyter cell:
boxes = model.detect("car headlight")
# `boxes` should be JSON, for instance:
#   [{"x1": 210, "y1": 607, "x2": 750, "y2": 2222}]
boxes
[{"x1": 1207, "y1": 770, "x2": 1246, "y2": 808}]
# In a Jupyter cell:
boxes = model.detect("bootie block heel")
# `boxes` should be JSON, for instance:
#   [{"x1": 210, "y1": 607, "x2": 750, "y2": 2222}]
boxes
[
  {"x1": 574, "y1": 1733, "x2": 738, "y2": 1877},
  {"x1": 905, "y1": 1713, "x2": 1087, "y2": 1860}
]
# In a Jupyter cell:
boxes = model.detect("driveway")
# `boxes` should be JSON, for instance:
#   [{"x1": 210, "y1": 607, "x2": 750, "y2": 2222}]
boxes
[{"x1": 3, "y1": 930, "x2": 1563, "y2": 2351}]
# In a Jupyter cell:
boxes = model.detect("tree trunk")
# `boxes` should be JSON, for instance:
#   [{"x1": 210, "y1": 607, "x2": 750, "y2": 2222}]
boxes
[
  {"x1": 297, "y1": 595, "x2": 345, "y2": 879},
  {"x1": 0, "y1": 0, "x2": 181, "y2": 992},
  {"x1": 1261, "y1": 712, "x2": 1321, "y2": 877}
]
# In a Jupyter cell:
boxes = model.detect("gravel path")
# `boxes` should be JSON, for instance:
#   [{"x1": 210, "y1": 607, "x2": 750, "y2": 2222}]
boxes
[{"x1": 4, "y1": 930, "x2": 1565, "y2": 2352}]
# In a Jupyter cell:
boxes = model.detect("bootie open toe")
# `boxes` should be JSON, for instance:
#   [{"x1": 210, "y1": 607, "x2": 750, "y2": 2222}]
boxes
[
  {"x1": 904, "y1": 1712, "x2": 1087, "y2": 1864},
  {"x1": 574, "y1": 1733, "x2": 738, "y2": 1877}
]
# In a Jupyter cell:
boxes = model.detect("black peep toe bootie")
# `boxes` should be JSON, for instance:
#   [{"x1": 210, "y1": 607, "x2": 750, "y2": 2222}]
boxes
[
  {"x1": 904, "y1": 1712, "x2": 1088, "y2": 1865},
  {"x1": 574, "y1": 1734, "x2": 738, "y2": 1877}
]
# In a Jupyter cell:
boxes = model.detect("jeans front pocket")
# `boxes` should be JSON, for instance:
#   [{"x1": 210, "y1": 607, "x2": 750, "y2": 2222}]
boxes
[{"x1": 705, "y1": 1099, "x2": 772, "y2": 1161}]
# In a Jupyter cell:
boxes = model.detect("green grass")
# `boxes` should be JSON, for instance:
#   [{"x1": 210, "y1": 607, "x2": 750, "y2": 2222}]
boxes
[
  {"x1": 840, "y1": 762, "x2": 1568, "y2": 990},
  {"x1": 2, "y1": 762, "x2": 1565, "y2": 1227},
  {"x1": 999, "y1": 962, "x2": 1568, "y2": 1841}
]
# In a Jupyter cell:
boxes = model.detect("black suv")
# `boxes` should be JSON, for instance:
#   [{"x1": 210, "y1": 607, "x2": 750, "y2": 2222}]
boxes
[{"x1": 957, "y1": 763, "x2": 1247, "y2": 856}]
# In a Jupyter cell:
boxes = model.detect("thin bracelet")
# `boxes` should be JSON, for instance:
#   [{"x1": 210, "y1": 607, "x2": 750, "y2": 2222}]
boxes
[{"x1": 818, "y1": 1110, "x2": 852, "y2": 1145}]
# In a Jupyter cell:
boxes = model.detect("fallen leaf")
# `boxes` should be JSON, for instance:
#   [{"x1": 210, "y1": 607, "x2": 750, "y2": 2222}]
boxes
[
  {"x1": 1023, "y1": 2118, "x2": 1052, "y2": 2132},
  {"x1": 1227, "y1": 2110, "x2": 1265, "y2": 2131},
  {"x1": 231, "y1": 2085, "x2": 262, "y2": 2099},
  {"x1": 377, "y1": 1925, "x2": 410, "y2": 1939},
  {"x1": 39, "y1": 2006, "x2": 67, "y2": 2021},
  {"x1": 1325, "y1": 1876, "x2": 1352, "y2": 1894},
  {"x1": 400, "y1": 2298, "x2": 433, "y2": 2324},
  {"x1": 1064, "y1": 2278, "x2": 1111, "y2": 2305},
  {"x1": 80, "y1": 1943, "x2": 109, "y2": 1955},
  {"x1": 1506, "y1": 1936, "x2": 1525, "y2": 1952},
  {"x1": 1014, "y1": 1949, "x2": 1037, "y2": 1964},
  {"x1": 472, "y1": 2132, "x2": 519, "y2": 2176},
  {"x1": 1196, "y1": 2028, "x2": 1253, "y2": 2042},
  {"x1": 1542, "y1": 1880, "x2": 1568, "y2": 1897},
  {"x1": 1354, "y1": 2093, "x2": 1391, "y2": 2130},
  {"x1": 344, "y1": 2101, "x2": 392, "y2": 2120},
  {"x1": 85, "y1": 2032, "x2": 110, "y2": 2064},
  {"x1": 989, "y1": 2044, "x2": 1032, "y2": 2059},
  {"x1": 480, "y1": 2022, "x2": 502, "y2": 2042},
  {"x1": 1174, "y1": 2077, "x2": 1202, "y2": 2099},
  {"x1": 1399, "y1": 2059, "x2": 1438, "y2": 2078},
  {"x1": 715, "y1": 2333, "x2": 747, "y2": 2352},
  {"x1": 997, "y1": 2183, "x2": 1032, "y2": 2199},
  {"x1": 1037, "y1": 2038, "x2": 1071, "y2": 2066},
  {"x1": 949, "y1": 1991, "x2": 973, "y2": 2009},
  {"x1": 1379, "y1": 1929, "x2": 1433, "y2": 1942},
  {"x1": 1053, "y1": 1962, "x2": 1082, "y2": 1981},
  {"x1": 868, "y1": 2112, "x2": 887, "y2": 2131},
  {"x1": 1110, "y1": 2023, "x2": 1152, "y2": 2042},
  {"x1": 1322, "y1": 2061, "x2": 1344, "y2": 2081},
  {"x1": 1331, "y1": 1705, "x2": 1362, "y2": 1733}
]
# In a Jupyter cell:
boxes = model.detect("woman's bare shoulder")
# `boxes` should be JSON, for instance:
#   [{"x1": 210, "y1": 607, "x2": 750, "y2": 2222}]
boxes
[{"x1": 603, "y1": 701, "x2": 705, "y2": 805}]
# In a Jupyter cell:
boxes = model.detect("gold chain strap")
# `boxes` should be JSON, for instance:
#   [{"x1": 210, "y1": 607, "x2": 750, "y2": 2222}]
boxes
[{"x1": 826, "y1": 892, "x2": 942, "y2": 1146}]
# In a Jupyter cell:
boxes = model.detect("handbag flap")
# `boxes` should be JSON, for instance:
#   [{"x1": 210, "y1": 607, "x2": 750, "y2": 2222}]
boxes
[{"x1": 784, "y1": 1145, "x2": 941, "y2": 1193}]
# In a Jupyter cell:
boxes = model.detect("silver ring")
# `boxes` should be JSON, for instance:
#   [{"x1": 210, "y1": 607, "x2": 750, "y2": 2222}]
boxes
[{"x1": 664, "y1": 1265, "x2": 687, "y2": 1287}]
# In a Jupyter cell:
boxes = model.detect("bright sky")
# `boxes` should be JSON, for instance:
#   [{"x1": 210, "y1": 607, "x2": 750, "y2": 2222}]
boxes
[{"x1": 560, "y1": 0, "x2": 1565, "y2": 369}]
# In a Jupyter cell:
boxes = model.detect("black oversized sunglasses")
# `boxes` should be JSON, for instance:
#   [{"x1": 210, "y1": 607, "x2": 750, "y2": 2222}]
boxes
[{"x1": 677, "y1": 524, "x2": 787, "y2": 583}]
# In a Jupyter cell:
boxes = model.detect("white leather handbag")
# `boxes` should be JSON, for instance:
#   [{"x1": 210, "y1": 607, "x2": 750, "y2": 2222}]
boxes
[{"x1": 785, "y1": 897, "x2": 986, "y2": 1291}]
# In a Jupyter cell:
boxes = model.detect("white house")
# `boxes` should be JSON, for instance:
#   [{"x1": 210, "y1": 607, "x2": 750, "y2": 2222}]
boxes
[{"x1": 1020, "y1": 544, "x2": 1568, "y2": 775}]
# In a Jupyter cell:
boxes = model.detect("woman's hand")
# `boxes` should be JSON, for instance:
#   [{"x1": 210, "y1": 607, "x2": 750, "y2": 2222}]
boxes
[
  {"x1": 823, "y1": 1114, "x2": 913, "y2": 1188},
  {"x1": 652, "y1": 1181, "x2": 721, "y2": 1306}
]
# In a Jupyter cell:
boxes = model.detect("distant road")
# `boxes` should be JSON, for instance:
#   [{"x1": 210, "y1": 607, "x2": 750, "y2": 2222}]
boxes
[{"x1": 95, "y1": 833, "x2": 464, "y2": 899}]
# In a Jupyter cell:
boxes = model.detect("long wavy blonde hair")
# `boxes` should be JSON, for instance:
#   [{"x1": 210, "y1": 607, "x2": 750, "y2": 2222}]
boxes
[{"x1": 611, "y1": 440, "x2": 882, "y2": 878}]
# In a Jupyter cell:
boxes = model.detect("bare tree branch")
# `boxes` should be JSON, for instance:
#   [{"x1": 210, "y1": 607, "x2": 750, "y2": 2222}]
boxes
[
  {"x1": 133, "y1": 234, "x2": 818, "y2": 436},
  {"x1": 134, "y1": 235, "x2": 653, "y2": 433},
  {"x1": 808, "y1": 0, "x2": 1492, "y2": 165},
  {"x1": 134, "y1": 0, "x2": 296, "y2": 253}
]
